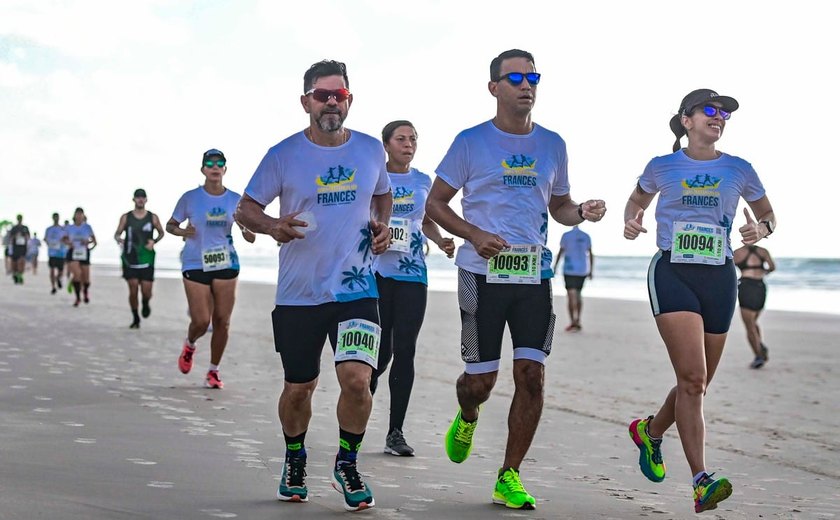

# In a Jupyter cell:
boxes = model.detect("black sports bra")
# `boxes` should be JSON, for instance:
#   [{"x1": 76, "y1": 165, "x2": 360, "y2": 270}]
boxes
[{"x1": 735, "y1": 246, "x2": 768, "y2": 271}]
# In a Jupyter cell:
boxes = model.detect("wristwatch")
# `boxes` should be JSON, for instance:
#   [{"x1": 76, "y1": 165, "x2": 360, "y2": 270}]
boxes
[{"x1": 760, "y1": 220, "x2": 774, "y2": 236}]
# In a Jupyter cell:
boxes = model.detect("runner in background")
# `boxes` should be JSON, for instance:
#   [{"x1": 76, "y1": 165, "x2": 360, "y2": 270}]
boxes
[
  {"x1": 45, "y1": 213, "x2": 67, "y2": 294},
  {"x1": 552, "y1": 225, "x2": 593, "y2": 331},
  {"x1": 115, "y1": 188, "x2": 165, "y2": 328},
  {"x1": 733, "y1": 243, "x2": 775, "y2": 368}
]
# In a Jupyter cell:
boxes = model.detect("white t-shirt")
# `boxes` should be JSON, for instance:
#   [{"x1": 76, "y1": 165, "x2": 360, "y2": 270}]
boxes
[
  {"x1": 171, "y1": 186, "x2": 243, "y2": 271},
  {"x1": 639, "y1": 150, "x2": 766, "y2": 257},
  {"x1": 435, "y1": 120, "x2": 570, "y2": 277},
  {"x1": 244, "y1": 129, "x2": 391, "y2": 305},
  {"x1": 44, "y1": 225, "x2": 67, "y2": 257},
  {"x1": 372, "y1": 168, "x2": 431, "y2": 284},
  {"x1": 66, "y1": 223, "x2": 94, "y2": 250},
  {"x1": 559, "y1": 227, "x2": 591, "y2": 276}
]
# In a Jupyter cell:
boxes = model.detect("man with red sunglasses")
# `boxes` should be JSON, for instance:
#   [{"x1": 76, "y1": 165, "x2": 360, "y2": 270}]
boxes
[
  {"x1": 236, "y1": 59, "x2": 392, "y2": 512},
  {"x1": 426, "y1": 48, "x2": 607, "y2": 510}
]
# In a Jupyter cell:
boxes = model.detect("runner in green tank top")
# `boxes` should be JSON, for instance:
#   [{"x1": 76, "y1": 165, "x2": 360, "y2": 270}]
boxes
[{"x1": 114, "y1": 188, "x2": 165, "y2": 328}]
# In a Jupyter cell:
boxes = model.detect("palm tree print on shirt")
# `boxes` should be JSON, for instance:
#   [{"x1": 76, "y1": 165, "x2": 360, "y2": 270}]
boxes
[
  {"x1": 398, "y1": 257, "x2": 424, "y2": 276},
  {"x1": 358, "y1": 226, "x2": 372, "y2": 263},
  {"x1": 341, "y1": 266, "x2": 369, "y2": 291},
  {"x1": 410, "y1": 231, "x2": 424, "y2": 257}
]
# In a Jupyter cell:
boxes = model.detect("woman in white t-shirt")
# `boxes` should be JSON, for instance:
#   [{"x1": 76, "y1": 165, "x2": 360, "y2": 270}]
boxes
[
  {"x1": 63, "y1": 208, "x2": 97, "y2": 306},
  {"x1": 623, "y1": 89, "x2": 776, "y2": 513},
  {"x1": 166, "y1": 149, "x2": 255, "y2": 389},
  {"x1": 370, "y1": 121, "x2": 454, "y2": 456}
]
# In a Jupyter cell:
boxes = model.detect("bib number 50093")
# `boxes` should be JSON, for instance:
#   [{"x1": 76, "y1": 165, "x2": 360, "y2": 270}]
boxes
[{"x1": 202, "y1": 245, "x2": 232, "y2": 272}]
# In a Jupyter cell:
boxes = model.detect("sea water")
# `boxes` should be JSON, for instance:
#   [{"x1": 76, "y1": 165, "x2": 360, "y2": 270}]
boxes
[{"x1": 118, "y1": 248, "x2": 839, "y2": 316}]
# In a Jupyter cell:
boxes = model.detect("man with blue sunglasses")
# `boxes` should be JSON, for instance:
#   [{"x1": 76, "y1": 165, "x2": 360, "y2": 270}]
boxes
[{"x1": 427, "y1": 48, "x2": 607, "y2": 510}]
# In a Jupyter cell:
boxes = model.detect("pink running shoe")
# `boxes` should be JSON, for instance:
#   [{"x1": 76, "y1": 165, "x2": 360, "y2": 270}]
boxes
[
  {"x1": 205, "y1": 370, "x2": 223, "y2": 389},
  {"x1": 178, "y1": 341, "x2": 195, "y2": 374}
]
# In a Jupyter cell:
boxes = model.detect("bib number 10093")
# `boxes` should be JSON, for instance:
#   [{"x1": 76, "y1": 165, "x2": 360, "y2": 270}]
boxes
[{"x1": 486, "y1": 244, "x2": 541, "y2": 284}]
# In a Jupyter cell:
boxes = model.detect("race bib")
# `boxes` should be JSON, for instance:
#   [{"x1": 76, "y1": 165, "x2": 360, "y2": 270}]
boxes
[
  {"x1": 334, "y1": 319, "x2": 381, "y2": 367},
  {"x1": 71, "y1": 247, "x2": 87, "y2": 261},
  {"x1": 388, "y1": 218, "x2": 410, "y2": 253},
  {"x1": 15, "y1": 236, "x2": 26, "y2": 246},
  {"x1": 487, "y1": 244, "x2": 541, "y2": 284},
  {"x1": 201, "y1": 245, "x2": 232, "y2": 272},
  {"x1": 671, "y1": 221, "x2": 725, "y2": 265}
]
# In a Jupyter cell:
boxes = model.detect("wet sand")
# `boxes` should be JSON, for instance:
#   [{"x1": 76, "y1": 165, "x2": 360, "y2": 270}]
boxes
[{"x1": 1, "y1": 267, "x2": 838, "y2": 519}]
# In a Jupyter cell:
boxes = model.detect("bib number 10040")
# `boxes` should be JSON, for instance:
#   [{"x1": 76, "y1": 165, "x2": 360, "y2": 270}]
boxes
[
  {"x1": 334, "y1": 319, "x2": 381, "y2": 367},
  {"x1": 487, "y1": 244, "x2": 541, "y2": 284}
]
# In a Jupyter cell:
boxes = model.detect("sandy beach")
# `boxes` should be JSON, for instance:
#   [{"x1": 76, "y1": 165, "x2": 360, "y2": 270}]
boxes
[{"x1": 1, "y1": 266, "x2": 838, "y2": 519}]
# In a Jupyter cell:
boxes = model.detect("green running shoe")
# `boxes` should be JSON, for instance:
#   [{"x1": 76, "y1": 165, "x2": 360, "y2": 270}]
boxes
[
  {"x1": 445, "y1": 408, "x2": 477, "y2": 463},
  {"x1": 693, "y1": 472, "x2": 732, "y2": 513},
  {"x1": 629, "y1": 416, "x2": 666, "y2": 482},
  {"x1": 492, "y1": 467, "x2": 536, "y2": 510}
]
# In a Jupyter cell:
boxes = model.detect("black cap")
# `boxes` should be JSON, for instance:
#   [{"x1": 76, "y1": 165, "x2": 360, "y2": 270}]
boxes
[
  {"x1": 134, "y1": 188, "x2": 147, "y2": 198},
  {"x1": 202, "y1": 148, "x2": 226, "y2": 164},
  {"x1": 669, "y1": 89, "x2": 739, "y2": 138}
]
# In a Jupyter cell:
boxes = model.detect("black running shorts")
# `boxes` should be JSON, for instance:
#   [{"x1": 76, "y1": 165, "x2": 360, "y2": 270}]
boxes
[
  {"x1": 457, "y1": 268, "x2": 555, "y2": 374},
  {"x1": 738, "y1": 277, "x2": 767, "y2": 311},
  {"x1": 647, "y1": 250, "x2": 737, "y2": 334},
  {"x1": 272, "y1": 298, "x2": 380, "y2": 384}
]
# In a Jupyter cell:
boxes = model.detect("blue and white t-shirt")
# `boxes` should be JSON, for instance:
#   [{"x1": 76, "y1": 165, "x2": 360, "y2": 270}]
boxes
[
  {"x1": 639, "y1": 150, "x2": 766, "y2": 257},
  {"x1": 44, "y1": 224, "x2": 67, "y2": 258},
  {"x1": 373, "y1": 168, "x2": 431, "y2": 285},
  {"x1": 244, "y1": 129, "x2": 391, "y2": 306},
  {"x1": 560, "y1": 226, "x2": 591, "y2": 276},
  {"x1": 65, "y1": 223, "x2": 94, "y2": 250},
  {"x1": 435, "y1": 120, "x2": 570, "y2": 278},
  {"x1": 171, "y1": 187, "x2": 243, "y2": 272}
]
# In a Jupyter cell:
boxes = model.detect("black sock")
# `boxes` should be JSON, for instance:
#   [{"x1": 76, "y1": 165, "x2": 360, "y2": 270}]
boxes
[
  {"x1": 284, "y1": 431, "x2": 307, "y2": 458},
  {"x1": 337, "y1": 428, "x2": 364, "y2": 465},
  {"x1": 73, "y1": 281, "x2": 81, "y2": 298},
  {"x1": 132, "y1": 309, "x2": 140, "y2": 322},
  {"x1": 83, "y1": 283, "x2": 90, "y2": 295}
]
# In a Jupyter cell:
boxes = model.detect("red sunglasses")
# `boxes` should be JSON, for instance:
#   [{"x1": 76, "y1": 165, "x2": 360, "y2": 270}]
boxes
[{"x1": 305, "y1": 88, "x2": 351, "y2": 103}]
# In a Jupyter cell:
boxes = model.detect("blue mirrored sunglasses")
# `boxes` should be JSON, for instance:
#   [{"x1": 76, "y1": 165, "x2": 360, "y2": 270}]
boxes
[
  {"x1": 701, "y1": 105, "x2": 731, "y2": 120},
  {"x1": 500, "y1": 72, "x2": 541, "y2": 86}
]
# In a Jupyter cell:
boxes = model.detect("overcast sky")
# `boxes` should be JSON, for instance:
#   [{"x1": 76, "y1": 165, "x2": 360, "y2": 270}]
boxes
[{"x1": 1, "y1": 0, "x2": 835, "y2": 261}]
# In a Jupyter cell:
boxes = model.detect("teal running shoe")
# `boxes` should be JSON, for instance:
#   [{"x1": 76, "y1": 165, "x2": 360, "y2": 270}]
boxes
[
  {"x1": 694, "y1": 472, "x2": 732, "y2": 513},
  {"x1": 629, "y1": 415, "x2": 666, "y2": 482},
  {"x1": 445, "y1": 408, "x2": 478, "y2": 463},
  {"x1": 332, "y1": 460, "x2": 374, "y2": 511},
  {"x1": 276, "y1": 456, "x2": 308, "y2": 502}
]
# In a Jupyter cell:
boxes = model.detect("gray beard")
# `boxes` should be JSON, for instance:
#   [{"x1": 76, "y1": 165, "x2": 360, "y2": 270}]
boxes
[{"x1": 316, "y1": 113, "x2": 344, "y2": 132}]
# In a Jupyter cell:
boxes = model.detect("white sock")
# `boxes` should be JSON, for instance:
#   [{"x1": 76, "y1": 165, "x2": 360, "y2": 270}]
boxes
[
  {"x1": 208, "y1": 363, "x2": 219, "y2": 372},
  {"x1": 185, "y1": 338, "x2": 196, "y2": 349},
  {"x1": 693, "y1": 471, "x2": 708, "y2": 486}
]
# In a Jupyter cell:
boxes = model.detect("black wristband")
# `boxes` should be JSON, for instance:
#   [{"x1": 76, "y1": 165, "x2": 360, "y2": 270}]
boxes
[{"x1": 577, "y1": 203, "x2": 584, "y2": 220}]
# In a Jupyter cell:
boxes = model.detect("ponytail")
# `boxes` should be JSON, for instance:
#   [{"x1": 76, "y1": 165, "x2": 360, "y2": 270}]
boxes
[{"x1": 669, "y1": 114, "x2": 686, "y2": 152}]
